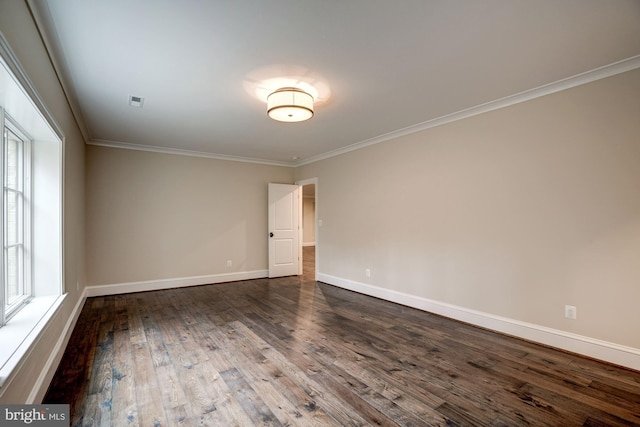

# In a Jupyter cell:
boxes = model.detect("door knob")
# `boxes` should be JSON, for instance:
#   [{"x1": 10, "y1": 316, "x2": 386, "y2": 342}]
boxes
[{"x1": 269, "y1": 232, "x2": 274, "y2": 238}]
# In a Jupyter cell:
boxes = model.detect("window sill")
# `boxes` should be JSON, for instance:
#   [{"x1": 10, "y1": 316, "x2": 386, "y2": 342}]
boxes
[{"x1": 0, "y1": 294, "x2": 66, "y2": 389}]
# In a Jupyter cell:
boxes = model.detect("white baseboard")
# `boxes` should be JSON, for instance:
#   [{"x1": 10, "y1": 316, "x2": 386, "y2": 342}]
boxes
[
  {"x1": 28, "y1": 289, "x2": 87, "y2": 403},
  {"x1": 85, "y1": 270, "x2": 269, "y2": 297},
  {"x1": 303, "y1": 242, "x2": 316, "y2": 247},
  {"x1": 317, "y1": 273, "x2": 640, "y2": 372}
]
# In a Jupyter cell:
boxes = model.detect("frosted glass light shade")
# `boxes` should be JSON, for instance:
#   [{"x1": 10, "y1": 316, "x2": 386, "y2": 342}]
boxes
[{"x1": 267, "y1": 87, "x2": 314, "y2": 122}]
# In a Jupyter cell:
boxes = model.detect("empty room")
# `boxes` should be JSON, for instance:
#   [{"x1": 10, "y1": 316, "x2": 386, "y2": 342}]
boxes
[{"x1": 1, "y1": 1, "x2": 640, "y2": 425}]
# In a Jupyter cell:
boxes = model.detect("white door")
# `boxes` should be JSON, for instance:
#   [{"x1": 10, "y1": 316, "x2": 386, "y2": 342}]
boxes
[{"x1": 268, "y1": 183, "x2": 300, "y2": 278}]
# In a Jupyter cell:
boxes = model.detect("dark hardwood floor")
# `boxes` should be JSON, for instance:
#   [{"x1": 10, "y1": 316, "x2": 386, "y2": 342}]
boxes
[{"x1": 45, "y1": 246, "x2": 640, "y2": 426}]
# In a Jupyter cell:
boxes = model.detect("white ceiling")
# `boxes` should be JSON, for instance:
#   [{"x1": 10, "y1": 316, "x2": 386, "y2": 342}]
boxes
[{"x1": 29, "y1": 0, "x2": 640, "y2": 166}]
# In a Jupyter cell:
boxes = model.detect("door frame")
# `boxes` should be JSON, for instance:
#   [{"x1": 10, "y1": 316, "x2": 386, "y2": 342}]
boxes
[{"x1": 295, "y1": 177, "x2": 318, "y2": 280}]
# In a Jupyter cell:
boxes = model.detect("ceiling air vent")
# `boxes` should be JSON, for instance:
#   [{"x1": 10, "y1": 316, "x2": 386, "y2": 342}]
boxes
[{"x1": 128, "y1": 95, "x2": 144, "y2": 108}]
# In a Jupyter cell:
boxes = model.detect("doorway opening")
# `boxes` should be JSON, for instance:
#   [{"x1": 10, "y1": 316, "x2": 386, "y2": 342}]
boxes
[{"x1": 297, "y1": 178, "x2": 318, "y2": 281}]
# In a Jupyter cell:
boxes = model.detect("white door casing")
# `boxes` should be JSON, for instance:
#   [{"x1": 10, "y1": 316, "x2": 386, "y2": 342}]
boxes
[{"x1": 268, "y1": 183, "x2": 300, "y2": 278}]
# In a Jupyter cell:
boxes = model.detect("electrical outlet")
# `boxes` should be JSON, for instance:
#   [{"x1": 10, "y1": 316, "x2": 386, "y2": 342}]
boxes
[
  {"x1": 318, "y1": 219, "x2": 323, "y2": 227},
  {"x1": 365, "y1": 268, "x2": 371, "y2": 278},
  {"x1": 564, "y1": 305, "x2": 577, "y2": 320},
  {"x1": 226, "y1": 260, "x2": 232, "y2": 267}
]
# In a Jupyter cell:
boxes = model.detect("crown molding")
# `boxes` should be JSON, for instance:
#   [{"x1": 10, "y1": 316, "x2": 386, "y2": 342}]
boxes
[
  {"x1": 88, "y1": 139, "x2": 295, "y2": 167},
  {"x1": 297, "y1": 55, "x2": 640, "y2": 167},
  {"x1": 63, "y1": 52, "x2": 640, "y2": 169},
  {"x1": 0, "y1": 30, "x2": 64, "y2": 141},
  {"x1": 26, "y1": 0, "x2": 91, "y2": 143}
]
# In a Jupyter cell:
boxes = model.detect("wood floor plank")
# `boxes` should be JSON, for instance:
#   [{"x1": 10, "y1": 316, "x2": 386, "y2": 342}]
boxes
[
  {"x1": 81, "y1": 392, "x2": 102, "y2": 427},
  {"x1": 232, "y1": 318, "x2": 372, "y2": 426},
  {"x1": 224, "y1": 327, "x2": 342, "y2": 426},
  {"x1": 126, "y1": 295, "x2": 148, "y2": 345},
  {"x1": 210, "y1": 322, "x2": 330, "y2": 426},
  {"x1": 44, "y1": 247, "x2": 640, "y2": 426},
  {"x1": 155, "y1": 364, "x2": 188, "y2": 409},
  {"x1": 83, "y1": 297, "x2": 115, "y2": 426},
  {"x1": 272, "y1": 304, "x2": 451, "y2": 425},
  {"x1": 111, "y1": 319, "x2": 138, "y2": 427},
  {"x1": 220, "y1": 367, "x2": 283, "y2": 426},
  {"x1": 131, "y1": 343, "x2": 168, "y2": 427},
  {"x1": 171, "y1": 362, "x2": 229, "y2": 426},
  {"x1": 169, "y1": 310, "x2": 259, "y2": 426}
]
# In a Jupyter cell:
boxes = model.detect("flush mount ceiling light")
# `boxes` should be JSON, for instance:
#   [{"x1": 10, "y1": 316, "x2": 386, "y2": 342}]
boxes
[{"x1": 267, "y1": 87, "x2": 314, "y2": 122}]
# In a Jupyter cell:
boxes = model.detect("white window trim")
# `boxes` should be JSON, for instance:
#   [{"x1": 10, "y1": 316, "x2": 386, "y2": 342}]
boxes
[
  {"x1": 1, "y1": 112, "x2": 33, "y2": 324},
  {"x1": 0, "y1": 33, "x2": 65, "y2": 395},
  {"x1": 0, "y1": 295, "x2": 65, "y2": 389}
]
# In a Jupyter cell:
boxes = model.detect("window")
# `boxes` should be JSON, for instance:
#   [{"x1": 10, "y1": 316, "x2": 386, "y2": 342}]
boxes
[
  {"x1": 0, "y1": 36, "x2": 64, "y2": 389},
  {"x1": 1, "y1": 114, "x2": 31, "y2": 325}
]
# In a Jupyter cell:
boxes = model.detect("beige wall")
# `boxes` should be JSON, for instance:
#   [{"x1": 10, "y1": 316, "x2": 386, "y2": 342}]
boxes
[
  {"x1": 86, "y1": 146, "x2": 293, "y2": 286},
  {"x1": 303, "y1": 196, "x2": 316, "y2": 244},
  {"x1": 295, "y1": 69, "x2": 640, "y2": 349},
  {"x1": 0, "y1": 0, "x2": 86, "y2": 402}
]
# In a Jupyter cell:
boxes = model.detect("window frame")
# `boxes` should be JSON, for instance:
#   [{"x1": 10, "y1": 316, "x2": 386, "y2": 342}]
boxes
[
  {"x1": 0, "y1": 31, "x2": 65, "y2": 395},
  {"x1": 0, "y1": 109, "x2": 33, "y2": 326}
]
